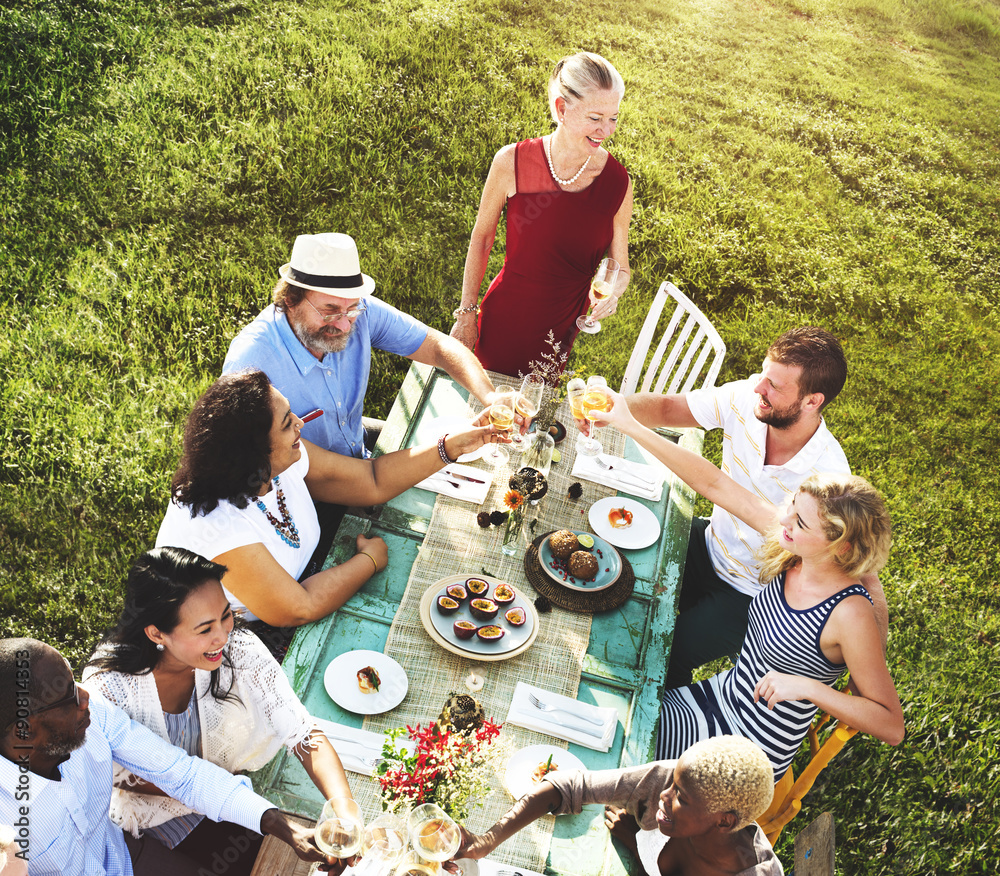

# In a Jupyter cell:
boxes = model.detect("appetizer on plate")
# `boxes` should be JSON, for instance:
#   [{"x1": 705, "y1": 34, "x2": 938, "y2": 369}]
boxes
[
  {"x1": 532, "y1": 753, "x2": 559, "y2": 783},
  {"x1": 356, "y1": 665, "x2": 381, "y2": 694}
]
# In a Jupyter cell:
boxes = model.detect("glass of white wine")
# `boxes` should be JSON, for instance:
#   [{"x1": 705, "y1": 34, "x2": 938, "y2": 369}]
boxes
[
  {"x1": 393, "y1": 851, "x2": 439, "y2": 876},
  {"x1": 486, "y1": 385, "x2": 515, "y2": 467},
  {"x1": 510, "y1": 374, "x2": 545, "y2": 451},
  {"x1": 577, "y1": 376, "x2": 612, "y2": 457},
  {"x1": 315, "y1": 797, "x2": 364, "y2": 861},
  {"x1": 576, "y1": 257, "x2": 620, "y2": 334},
  {"x1": 354, "y1": 812, "x2": 408, "y2": 876},
  {"x1": 408, "y1": 803, "x2": 462, "y2": 864}
]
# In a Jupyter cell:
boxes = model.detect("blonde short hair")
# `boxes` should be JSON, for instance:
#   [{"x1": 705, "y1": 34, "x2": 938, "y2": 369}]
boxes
[
  {"x1": 680, "y1": 737, "x2": 774, "y2": 831},
  {"x1": 758, "y1": 474, "x2": 892, "y2": 582},
  {"x1": 547, "y1": 52, "x2": 625, "y2": 124}
]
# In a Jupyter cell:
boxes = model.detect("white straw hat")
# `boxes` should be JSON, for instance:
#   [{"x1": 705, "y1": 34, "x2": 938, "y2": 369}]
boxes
[{"x1": 278, "y1": 233, "x2": 376, "y2": 297}]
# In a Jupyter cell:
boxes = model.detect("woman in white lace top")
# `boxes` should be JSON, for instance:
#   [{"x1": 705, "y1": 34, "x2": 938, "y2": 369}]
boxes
[{"x1": 84, "y1": 547, "x2": 352, "y2": 875}]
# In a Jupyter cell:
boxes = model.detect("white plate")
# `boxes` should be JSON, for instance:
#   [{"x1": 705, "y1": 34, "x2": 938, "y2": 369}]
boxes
[
  {"x1": 588, "y1": 497, "x2": 662, "y2": 550},
  {"x1": 417, "y1": 416, "x2": 487, "y2": 463},
  {"x1": 323, "y1": 650, "x2": 408, "y2": 715},
  {"x1": 504, "y1": 744, "x2": 586, "y2": 802},
  {"x1": 427, "y1": 579, "x2": 535, "y2": 656}
]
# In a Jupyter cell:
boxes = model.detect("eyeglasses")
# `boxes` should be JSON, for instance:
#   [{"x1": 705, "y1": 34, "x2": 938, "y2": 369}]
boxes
[
  {"x1": 302, "y1": 296, "x2": 367, "y2": 323},
  {"x1": 27, "y1": 680, "x2": 80, "y2": 715}
]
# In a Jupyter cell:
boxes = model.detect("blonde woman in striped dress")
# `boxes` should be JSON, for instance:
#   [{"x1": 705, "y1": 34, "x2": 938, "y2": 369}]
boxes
[{"x1": 593, "y1": 390, "x2": 905, "y2": 778}]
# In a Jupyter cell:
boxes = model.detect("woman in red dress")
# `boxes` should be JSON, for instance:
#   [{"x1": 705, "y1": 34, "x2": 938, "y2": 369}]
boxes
[{"x1": 450, "y1": 53, "x2": 634, "y2": 377}]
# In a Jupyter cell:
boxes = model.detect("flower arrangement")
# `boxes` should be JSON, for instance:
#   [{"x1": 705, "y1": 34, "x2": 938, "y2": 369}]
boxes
[
  {"x1": 501, "y1": 488, "x2": 526, "y2": 553},
  {"x1": 520, "y1": 331, "x2": 573, "y2": 434},
  {"x1": 376, "y1": 714, "x2": 503, "y2": 821}
]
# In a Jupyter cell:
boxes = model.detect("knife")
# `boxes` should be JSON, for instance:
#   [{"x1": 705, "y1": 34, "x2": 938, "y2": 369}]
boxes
[{"x1": 443, "y1": 470, "x2": 486, "y2": 484}]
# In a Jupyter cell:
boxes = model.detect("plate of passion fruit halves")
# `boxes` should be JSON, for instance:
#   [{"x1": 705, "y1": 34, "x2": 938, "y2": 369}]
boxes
[{"x1": 419, "y1": 574, "x2": 540, "y2": 661}]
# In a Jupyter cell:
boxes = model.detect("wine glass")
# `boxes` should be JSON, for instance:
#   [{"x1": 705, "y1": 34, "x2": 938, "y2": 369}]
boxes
[
  {"x1": 408, "y1": 803, "x2": 462, "y2": 864},
  {"x1": 510, "y1": 374, "x2": 545, "y2": 451},
  {"x1": 577, "y1": 376, "x2": 612, "y2": 457},
  {"x1": 315, "y1": 797, "x2": 364, "y2": 860},
  {"x1": 486, "y1": 385, "x2": 515, "y2": 467},
  {"x1": 356, "y1": 813, "x2": 408, "y2": 876},
  {"x1": 394, "y1": 851, "x2": 439, "y2": 876},
  {"x1": 576, "y1": 257, "x2": 620, "y2": 334},
  {"x1": 363, "y1": 812, "x2": 408, "y2": 860}
]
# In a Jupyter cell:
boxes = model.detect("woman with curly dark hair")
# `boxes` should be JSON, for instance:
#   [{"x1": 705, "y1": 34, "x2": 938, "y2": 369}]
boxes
[
  {"x1": 84, "y1": 547, "x2": 353, "y2": 875},
  {"x1": 156, "y1": 369, "x2": 496, "y2": 632}
]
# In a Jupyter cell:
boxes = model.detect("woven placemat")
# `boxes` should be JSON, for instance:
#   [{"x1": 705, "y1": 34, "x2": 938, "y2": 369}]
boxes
[{"x1": 524, "y1": 532, "x2": 635, "y2": 613}]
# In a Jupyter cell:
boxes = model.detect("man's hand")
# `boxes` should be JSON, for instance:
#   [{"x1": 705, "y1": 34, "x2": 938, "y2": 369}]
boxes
[
  {"x1": 453, "y1": 825, "x2": 494, "y2": 860},
  {"x1": 260, "y1": 808, "x2": 336, "y2": 867}
]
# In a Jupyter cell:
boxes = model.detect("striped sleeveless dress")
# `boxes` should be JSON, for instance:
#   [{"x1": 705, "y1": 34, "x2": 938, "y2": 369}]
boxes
[{"x1": 655, "y1": 573, "x2": 872, "y2": 779}]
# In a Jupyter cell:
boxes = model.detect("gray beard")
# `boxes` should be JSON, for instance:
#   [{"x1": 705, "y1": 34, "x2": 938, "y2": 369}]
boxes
[{"x1": 289, "y1": 312, "x2": 355, "y2": 356}]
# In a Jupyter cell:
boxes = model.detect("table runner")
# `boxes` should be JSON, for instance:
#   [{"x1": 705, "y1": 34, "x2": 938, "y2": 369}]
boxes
[{"x1": 356, "y1": 375, "x2": 626, "y2": 869}]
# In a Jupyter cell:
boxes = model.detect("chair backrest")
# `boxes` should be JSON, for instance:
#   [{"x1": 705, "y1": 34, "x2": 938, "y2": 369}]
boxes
[
  {"x1": 619, "y1": 282, "x2": 726, "y2": 396},
  {"x1": 757, "y1": 713, "x2": 859, "y2": 846}
]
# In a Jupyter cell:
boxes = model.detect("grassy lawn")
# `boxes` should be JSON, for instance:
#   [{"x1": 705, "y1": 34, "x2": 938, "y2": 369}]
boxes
[{"x1": 2, "y1": 0, "x2": 998, "y2": 871}]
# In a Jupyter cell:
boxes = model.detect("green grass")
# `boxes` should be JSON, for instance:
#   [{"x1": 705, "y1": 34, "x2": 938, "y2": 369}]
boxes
[{"x1": 2, "y1": 0, "x2": 999, "y2": 871}]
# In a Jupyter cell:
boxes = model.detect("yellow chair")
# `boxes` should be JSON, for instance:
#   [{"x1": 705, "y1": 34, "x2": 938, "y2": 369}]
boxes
[{"x1": 757, "y1": 712, "x2": 859, "y2": 846}]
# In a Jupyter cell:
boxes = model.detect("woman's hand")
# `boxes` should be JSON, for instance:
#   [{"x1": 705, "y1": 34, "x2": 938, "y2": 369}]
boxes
[
  {"x1": 753, "y1": 671, "x2": 821, "y2": 710},
  {"x1": 590, "y1": 290, "x2": 622, "y2": 321},
  {"x1": 356, "y1": 533, "x2": 387, "y2": 572},
  {"x1": 443, "y1": 408, "x2": 508, "y2": 459},
  {"x1": 450, "y1": 316, "x2": 479, "y2": 352}
]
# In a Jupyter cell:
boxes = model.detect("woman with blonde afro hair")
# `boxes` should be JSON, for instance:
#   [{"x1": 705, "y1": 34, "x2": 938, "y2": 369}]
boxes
[
  {"x1": 592, "y1": 391, "x2": 904, "y2": 780},
  {"x1": 455, "y1": 736, "x2": 783, "y2": 875}
]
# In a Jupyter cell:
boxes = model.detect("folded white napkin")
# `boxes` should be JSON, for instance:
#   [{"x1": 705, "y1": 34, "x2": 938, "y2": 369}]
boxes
[
  {"x1": 415, "y1": 463, "x2": 492, "y2": 505},
  {"x1": 505, "y1": 682, "x2": 618, "y2": 752},
  {"x1": 313, "y1": 718, "x2": 415, "y2": 776},
  {"x1": 479, "y1": 859, "x2": 547, "y2": 876},
  {"x1": 572, "y1": 454, "x2": 662, "y2": 501}
]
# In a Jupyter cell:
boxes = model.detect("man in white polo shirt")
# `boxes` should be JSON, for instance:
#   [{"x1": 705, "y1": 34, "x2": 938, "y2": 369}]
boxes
[{"x1": 627, "y1": 326, "x2": 887, "y2": 688}]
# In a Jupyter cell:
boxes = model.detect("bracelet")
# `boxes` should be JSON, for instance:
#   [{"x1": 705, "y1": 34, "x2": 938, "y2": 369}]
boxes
[
  {"x1": 438, "y1": 434, "x2": 457, "y2": 465},
  {"x1": 452, "y1": 304, "x2": 480, "y2": 318},
  {"x1": 358, "y1": 551, "x2": 380, "y2": 574}
]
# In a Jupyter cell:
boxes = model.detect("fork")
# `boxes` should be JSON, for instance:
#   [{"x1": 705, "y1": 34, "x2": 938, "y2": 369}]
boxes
[
  {"x1": 594, "y1": 456, "x2": 655, "y2": 487},
  {"x1": 428, "y1": 473, "x2": 462, "y2": 489},
  {"x1": 527, "y1": 693, "x2": 604, "y2": 726}
]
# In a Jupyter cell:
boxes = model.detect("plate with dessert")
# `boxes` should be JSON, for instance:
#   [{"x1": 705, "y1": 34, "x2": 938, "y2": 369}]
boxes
[
  {"x1": 504, "y1": 744, "x2": 586, "y2": 802},
  {"x1": 538, "y1": 529, "x2": 622, "y2": 592},
  {"x1": 323, "y1": 650, "x2": 408, "y2": 715},
  {"x1": 588, "y1": 496, "x2": 662, "y2": 550},
  {"x1": 419, "y1": 574, "x2": 540, "y2": 662}
]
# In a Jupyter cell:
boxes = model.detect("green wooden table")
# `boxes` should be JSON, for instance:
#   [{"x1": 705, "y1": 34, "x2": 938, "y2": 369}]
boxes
[{"x1": 252, "y1": 363, "x2": 703, "y2": 876}]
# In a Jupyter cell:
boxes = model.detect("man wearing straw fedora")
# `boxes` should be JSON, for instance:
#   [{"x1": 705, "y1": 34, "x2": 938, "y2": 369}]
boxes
[
  {"x1": 224, "y1": 233, "x2": 497, "y2": 568},
  {"x1": 225, "y1": 232, "x2": 496, "y2": 458}
]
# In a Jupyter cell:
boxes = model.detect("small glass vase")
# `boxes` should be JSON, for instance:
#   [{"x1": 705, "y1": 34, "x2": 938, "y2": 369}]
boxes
[
  {"x1": 501, "y1": 512, "x2": 525, "y2": 556},
  {"x1": 522, "y1": 430, "x2": 555, "y2": 478}
]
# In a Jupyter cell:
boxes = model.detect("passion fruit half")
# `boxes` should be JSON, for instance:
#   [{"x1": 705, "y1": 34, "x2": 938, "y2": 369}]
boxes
[
  {"x1": 465, "y1": 577, "x2": 489, "y2": 596},
  {"x1": 446, "y1": 583, "x2": 468, "y2": 603},
  {"x1": 504, "y1": 606, "x2": 527, "y2": 626},
  {"x1": 453, "y1": 620, "x2": 477, "y2": 640},
  {"x1": 493, "y1": 583, "x2": 516, "y2": 605},
  {"x1": 476, "y1": 625, "x2": 506, "y2": 642},
  {"x1": 469, "y1": 598, "x2": 499, "y2": 621},
  {"x1": 437, "y1": 595, "x2": 461, "y2": 615}
]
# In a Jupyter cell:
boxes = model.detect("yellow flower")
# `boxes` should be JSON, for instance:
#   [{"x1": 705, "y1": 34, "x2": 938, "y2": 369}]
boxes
[{"x1": 503, "y1": 489, "x2": 525, "y2": 512}]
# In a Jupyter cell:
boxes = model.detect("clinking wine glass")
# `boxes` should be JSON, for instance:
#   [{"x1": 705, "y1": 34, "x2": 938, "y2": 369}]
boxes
[
  {"x1": 487, "y1": 385, "x2": 515, "y2": 467},
  {"x1": 576, "y1": 257, "x2": 620, "y2": 334},
  {"x1": 577, "y1": 376, "x2": 612, "y2": 457},
  {"x1": 510, "y1": 374, "x2": 545, "y2": 452},
  {"x1": 315, "y1": 797, "x2": 364, "y2": 860},
  {"x1": 408, "y1": 803, "x2": 462, "y2": 864},
  {"x1": 356, "y1": 813, "x2": 408, "y2": 876}
]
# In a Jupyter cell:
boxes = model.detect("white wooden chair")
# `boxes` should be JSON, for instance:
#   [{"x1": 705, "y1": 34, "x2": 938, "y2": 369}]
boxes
[{"x1": 619, "y1": 281, "x2": 726, "y2": 396}]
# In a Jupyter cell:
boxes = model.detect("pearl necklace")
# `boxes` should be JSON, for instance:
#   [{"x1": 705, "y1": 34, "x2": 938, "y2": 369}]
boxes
[
  {"x1": 254, "y1": 476, "x2": 300, "y2": 548},
  {"x1": 544, "y1": 136, "x2": 590, "y2": 187}
]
